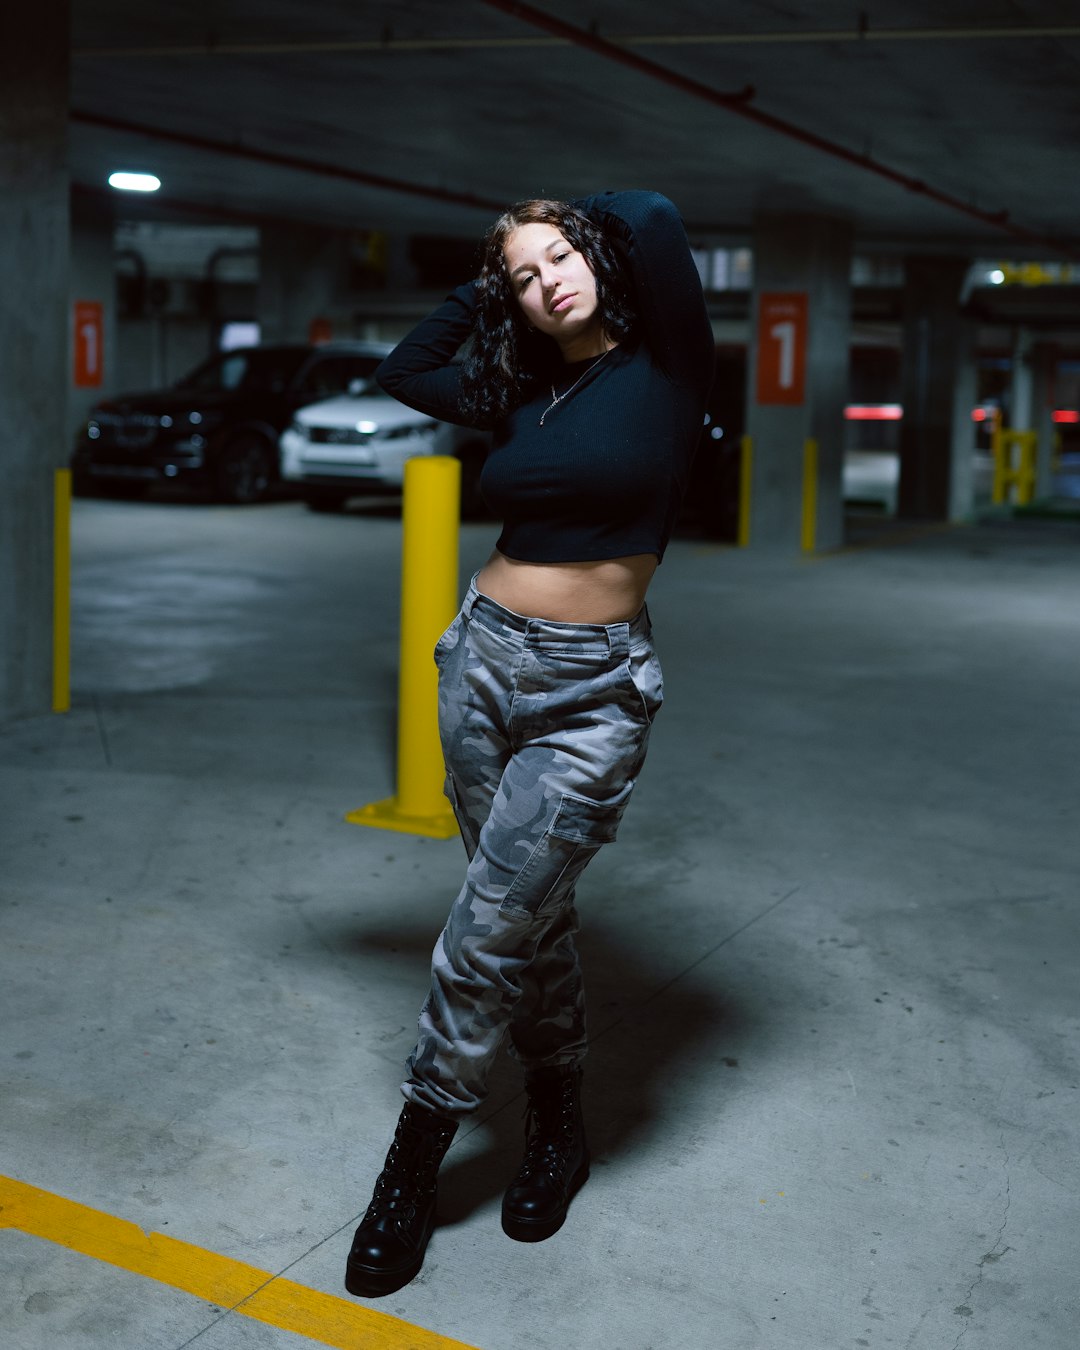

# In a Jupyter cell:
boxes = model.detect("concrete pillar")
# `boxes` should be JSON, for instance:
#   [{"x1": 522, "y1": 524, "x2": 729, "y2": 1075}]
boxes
[
  {"x1": 70, "y1": 191, "x2": 116, "y2": 443},
  {"x1": 1029, "y1": 340, "x2": 1059, "y2": 499},
  {"x1": 383, "y1": 233, "x2": 418, "y2": 292},
  {"x1": 0, "y1": 1, "x2": 69, "y2": 721},
  {"x1": 258, "y1": 224, "x2": 355, "y2": 343},
  {"x1": 897, "y1": 257, "x2": 975, "y2": 521},
  {"x1": 745, "y1": 211, "x2": 853, "y2": 552},
  {"x1": 1009, "y1": 327, "x2": 1034, "y2": 429}
]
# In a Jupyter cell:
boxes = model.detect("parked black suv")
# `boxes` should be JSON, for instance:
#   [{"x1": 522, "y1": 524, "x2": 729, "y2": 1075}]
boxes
[{"x1": 72, "y1": 342, "x2": 391, "y2": 504}]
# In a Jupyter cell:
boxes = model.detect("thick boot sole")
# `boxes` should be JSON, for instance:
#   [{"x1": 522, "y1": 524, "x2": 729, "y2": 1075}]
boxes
[
  {"x1": 501, "y1": 1157, "x2": 590, "y2": 1243},
  {"x1": 345, "y1": 1249, "x2": 425, "y2": 1299},
  {"x1": 345, "y1": 1206, "x2": 436, "y2": 1299}
]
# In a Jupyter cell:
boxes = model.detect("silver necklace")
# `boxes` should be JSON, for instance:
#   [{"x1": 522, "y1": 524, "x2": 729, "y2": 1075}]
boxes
[{"x1": 538, "y1": 348, "x2": 612, "y2": 426}]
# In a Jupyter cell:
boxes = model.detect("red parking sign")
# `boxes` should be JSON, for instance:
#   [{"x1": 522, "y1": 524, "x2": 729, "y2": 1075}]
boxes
[
  {"x1": 756, "y1": 292, "x2": 808, "y2": 405},
  {"x1": 74, "y1": 301, "x2": 104, "y2": 388}
]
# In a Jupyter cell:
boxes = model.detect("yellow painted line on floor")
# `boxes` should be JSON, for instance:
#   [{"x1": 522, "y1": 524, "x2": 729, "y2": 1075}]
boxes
[{"x1": 0, "y1": 1175, "x2": 479, "y2": 1350}]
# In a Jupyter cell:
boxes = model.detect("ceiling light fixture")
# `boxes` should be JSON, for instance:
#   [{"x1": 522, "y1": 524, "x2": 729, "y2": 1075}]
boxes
[{"x1": 108, "y1": 171, "x2": 161, "y2": 192}]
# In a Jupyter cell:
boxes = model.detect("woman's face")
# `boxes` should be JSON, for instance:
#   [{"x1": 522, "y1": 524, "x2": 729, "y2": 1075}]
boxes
[{"x1": 503, "y1": 222, "x2": 603, "y2": 355}]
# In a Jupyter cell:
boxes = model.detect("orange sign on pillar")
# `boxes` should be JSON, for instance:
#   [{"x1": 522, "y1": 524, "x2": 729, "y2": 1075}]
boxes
[
  {"x1": 73, "y1": 301, "x2": 104, "y2": 388},
  {"x1": 755, "y1": 292, "x2": 808, "y2": 405}
]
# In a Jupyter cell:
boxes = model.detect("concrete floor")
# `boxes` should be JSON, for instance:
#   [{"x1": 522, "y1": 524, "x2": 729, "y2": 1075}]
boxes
[{"x1": 2, "y1": 496, "x2": 1078, "y2": 1350}]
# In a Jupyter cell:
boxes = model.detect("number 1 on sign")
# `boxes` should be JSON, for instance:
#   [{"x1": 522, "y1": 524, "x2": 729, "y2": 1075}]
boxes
[
  {"x1": 80, "y1": 322, "x2": 99, "y2": 378},
  {"x1": 73, "y1": 301, "x2": 104, "y2": 389},
  {"x1": 769, "y1": 321, "x2": 796, "y2": 390},
  {"x1": 756, "y1": 293, "x2": 807, "y2": 405}
]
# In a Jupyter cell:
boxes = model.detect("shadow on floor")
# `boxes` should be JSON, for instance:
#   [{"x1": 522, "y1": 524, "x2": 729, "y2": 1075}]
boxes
[{"x1": 317, "y1": 902, "x2": 772, "y2": 1226}]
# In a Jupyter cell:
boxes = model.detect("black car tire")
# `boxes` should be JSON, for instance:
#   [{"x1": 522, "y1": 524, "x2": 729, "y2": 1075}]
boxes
[
  {"x1": 71, "y1": 466, "x2": 100, "y2": 498},
  {"x1": 303, "y1": 489, "x2": 348, "y2": 513},
  {"x1": 216, "y1": 435, "x2": 275, "y2": 505},
  {"x1": 692, "y1": 444, "x2": 740, "y2": 542},
  {"x1": 110, "y1": 481, "x2": 151, "y2": 501}
]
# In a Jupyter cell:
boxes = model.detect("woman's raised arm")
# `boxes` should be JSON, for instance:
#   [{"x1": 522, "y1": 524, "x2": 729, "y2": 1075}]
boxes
[
  {"x1": 571, "y1": 190, "x2": 713, "y2": 386},
  {"x1": 375, "y1": 281, "x2": 479, "y2": 427}
]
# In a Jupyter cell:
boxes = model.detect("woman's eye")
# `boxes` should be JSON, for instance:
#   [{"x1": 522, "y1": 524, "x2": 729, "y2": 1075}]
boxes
[
  {"x1": 517, "y1": 275, "x2": 533, "y2": 292},
  {"x1": 553, "y1": 252, "x2": 569, "y2": 263}
]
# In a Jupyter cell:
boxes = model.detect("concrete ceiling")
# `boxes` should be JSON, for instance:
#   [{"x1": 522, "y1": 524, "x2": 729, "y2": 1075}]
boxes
[{"x1": 72, "y1": 1, "x2": 1080, "y2": 261}]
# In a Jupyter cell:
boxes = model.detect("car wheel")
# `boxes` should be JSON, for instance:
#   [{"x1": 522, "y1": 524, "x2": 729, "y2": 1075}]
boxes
[
  {"x1": 216, "y1": 435, "x2": 274, "y2": 504},
  {"x1": 693, "y1": 444, "x2": 740, "y2": 542},
  {"x1": 303, "y1": 489, "x2": 347, "y2": 513},
  {"x1": 109, "y1": 481, "x2": 150, "y2": 501},
  {"x1": 457, "y1": 443, "x2": 488, "y2": 520},
  {"x1": 71, "y1": 467, "x2": 99, "y2": 498}
]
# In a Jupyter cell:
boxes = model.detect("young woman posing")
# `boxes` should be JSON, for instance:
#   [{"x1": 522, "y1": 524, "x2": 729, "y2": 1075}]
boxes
[{"x1": 345, "y1": 189, "x2": 714, "y2": 1297}]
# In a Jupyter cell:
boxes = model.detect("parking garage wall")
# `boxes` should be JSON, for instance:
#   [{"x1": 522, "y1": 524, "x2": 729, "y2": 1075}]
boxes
[{"x1": 1, "y1": 0, "x2": 69, "y2": 721}]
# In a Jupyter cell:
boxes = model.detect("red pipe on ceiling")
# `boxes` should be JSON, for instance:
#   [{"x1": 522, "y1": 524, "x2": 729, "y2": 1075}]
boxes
[
  {"x1": 71, "y1": 110, "x2": 506, "y2": 216},
  {"x1": 477, "y1": 0, "x2": 1078, "y2": 259}
]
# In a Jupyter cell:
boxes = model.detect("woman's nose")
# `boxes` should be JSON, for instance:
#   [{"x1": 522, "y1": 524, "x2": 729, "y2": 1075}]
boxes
[{"x1": 538, "y1": 264, "x2": 559, "y2": 292}]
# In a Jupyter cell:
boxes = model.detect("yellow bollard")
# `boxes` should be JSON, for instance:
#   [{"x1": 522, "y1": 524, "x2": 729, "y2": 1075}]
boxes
[
  {"x1": 347, "y1": 455, "x2": 460, "y2": 839},
  {"x1": 1016, "y1": 432, "x2": 1038, "y2": 504},
  {"x1": 992, "y1": 427, "x2": 1038, "y2": 505},
  {"x1": 737, "y1": 434, "x2": 752, "y2": 548},
  {"x1": 801, "y1": 437, "x2": 818, "y2": 553},
  {"x1": 53, "y1": 468, "x2": 71, "y2": 714}
]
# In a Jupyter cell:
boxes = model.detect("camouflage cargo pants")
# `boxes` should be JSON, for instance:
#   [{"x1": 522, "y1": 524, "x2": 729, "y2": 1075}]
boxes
[{"x1": 402, "y1": 580, "x2": 663, "y2": 1118}]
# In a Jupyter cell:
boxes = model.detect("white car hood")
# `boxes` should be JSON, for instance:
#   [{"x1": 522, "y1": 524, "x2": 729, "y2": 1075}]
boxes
[{"x1": 294, "y1": 393, "x2": 434, "y2": 431}]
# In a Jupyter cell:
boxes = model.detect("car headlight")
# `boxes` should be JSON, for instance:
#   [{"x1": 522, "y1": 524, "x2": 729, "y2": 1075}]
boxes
[
  {"x1": 289, "y1": 420, "x2": 309, "y2": 437},
  {"x1": 383, "y1": 423, "x2": 435, "y2": 441}
]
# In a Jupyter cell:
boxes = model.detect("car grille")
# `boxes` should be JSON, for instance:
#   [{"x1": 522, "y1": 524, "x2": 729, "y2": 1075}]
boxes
[
  {"x1": 307, "y1": 426, "x2": 374, "y2": 445},
  {"x1": 95, "y1": 412, "x2": 160, "y2": 450}
]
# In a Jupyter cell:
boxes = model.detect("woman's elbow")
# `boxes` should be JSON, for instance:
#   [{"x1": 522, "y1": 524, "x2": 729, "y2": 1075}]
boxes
[
  {"x1": 374, "y1": 360, "x2": 400, "y2": 397},
  {"x1": 638, "y1": 191, "x2": 682, "y2": 229}
]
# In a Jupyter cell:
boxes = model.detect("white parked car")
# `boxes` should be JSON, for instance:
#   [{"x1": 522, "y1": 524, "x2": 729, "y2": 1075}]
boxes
[{"x1": 280, "y1": 379, "x2": 490, "y2": 516}]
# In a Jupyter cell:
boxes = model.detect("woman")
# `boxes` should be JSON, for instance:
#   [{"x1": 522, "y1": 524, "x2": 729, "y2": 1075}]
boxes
[{"x1": 345, "y1": 190, "x2": 714, "y2": 1298}]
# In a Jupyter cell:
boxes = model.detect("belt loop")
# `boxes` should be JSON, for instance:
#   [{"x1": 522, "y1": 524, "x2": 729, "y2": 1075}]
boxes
[{"x1": 610, "y1": 621, "x2": 631, "y2": 661}]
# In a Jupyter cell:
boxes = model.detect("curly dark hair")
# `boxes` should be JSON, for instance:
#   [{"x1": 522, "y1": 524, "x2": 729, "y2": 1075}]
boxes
[{"x1": 459, "y1": 199, "x2": 637, "y2": 426}]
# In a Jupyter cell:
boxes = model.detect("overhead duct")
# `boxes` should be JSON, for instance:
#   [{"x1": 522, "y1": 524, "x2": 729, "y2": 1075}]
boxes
[{"x1": 477, "y1": 0, "x2": 1080, "y2": 261}]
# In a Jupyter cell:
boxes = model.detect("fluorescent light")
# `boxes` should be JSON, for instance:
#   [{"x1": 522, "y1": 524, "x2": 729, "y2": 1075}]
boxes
[{"x1": 108, "y1": 172, "x2": 161, "y2": 192}]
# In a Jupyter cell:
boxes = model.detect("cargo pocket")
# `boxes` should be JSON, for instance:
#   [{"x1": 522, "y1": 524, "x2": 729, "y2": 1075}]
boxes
[
  {"x1": 621, "y1": 645, "x2": 664, "y2": 725},
  {"x1": 500, "y1": 786, "x2": 631, "y2": 921},
  {"x1": 442, "y1": 768, "x2": 477, "y2": 855},
  {"x1": 433, "y1": 613, "x2": 464, "y2": 666}
]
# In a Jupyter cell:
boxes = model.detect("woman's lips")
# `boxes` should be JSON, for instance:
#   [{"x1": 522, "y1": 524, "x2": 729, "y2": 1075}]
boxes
[{"x1": 551, "y1": 293, "x2": 576, "y2": 314}]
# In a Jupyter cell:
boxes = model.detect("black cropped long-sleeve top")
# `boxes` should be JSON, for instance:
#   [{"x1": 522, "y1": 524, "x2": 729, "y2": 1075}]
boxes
[{"x1": 375, "y1": 191, "x2": 714, "y2": 562}]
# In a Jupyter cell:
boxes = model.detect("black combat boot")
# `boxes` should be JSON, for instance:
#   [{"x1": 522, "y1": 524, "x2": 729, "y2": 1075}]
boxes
[
  {"x1": 345, "y1": 1102, "x2": 458, "y2": 1297},
  {"x1": 501, "y1": 1064, "x2": 589, "y2": 1242}
]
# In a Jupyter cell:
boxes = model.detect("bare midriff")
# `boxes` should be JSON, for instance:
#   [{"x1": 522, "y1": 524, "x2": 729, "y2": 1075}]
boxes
[{"x1": 475, "y1": 550, "x2": 658, "y2": 625}]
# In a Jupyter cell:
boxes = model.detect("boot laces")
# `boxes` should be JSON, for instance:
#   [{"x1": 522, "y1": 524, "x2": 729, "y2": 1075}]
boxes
[
  {"x1": 364, "y1": 1117, "x2": 453, "y2": 1224},
  {"x1": 518, "y1": 1081, "x2": 577, "y2": 1181}
]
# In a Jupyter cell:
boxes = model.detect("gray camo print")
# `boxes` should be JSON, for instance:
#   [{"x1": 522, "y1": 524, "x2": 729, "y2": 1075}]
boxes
[{"x1": 402, "y1": 579, "x2": 663, "y2": 1117}]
